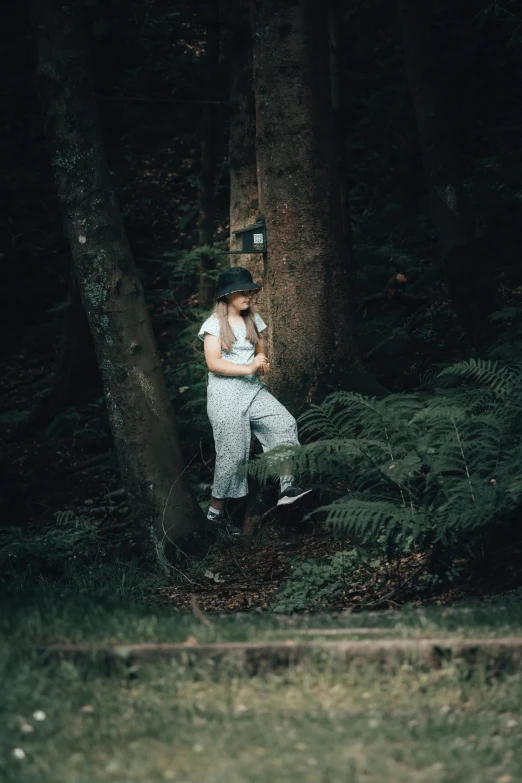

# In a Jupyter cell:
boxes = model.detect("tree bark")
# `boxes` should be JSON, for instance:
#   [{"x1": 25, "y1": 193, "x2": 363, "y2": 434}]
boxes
[
  {"x1": 327, "y1": 0, "x2": 354, "y2": 270},
  {"x1": 226, "y1": 0, "x2": 266, "y2": 316},
  {"x1": 251, "y1": 0, "x2": 380, "y2": 414},
  {"x1": 198, "y1": 0, "x2": 220, "y2": 309},
  {"x1": 32, "y1": 0, "x2": 205, "y2": 553},
  {"x1": 398, "y1": 0, "x2": 492, "y2": 346}
]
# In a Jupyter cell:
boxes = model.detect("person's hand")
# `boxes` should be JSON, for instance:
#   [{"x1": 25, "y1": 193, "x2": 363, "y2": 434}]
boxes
[
  {"x1": 251, "y1": 353, "x2": 270, "y2": 374},
  {"x1": 258, "y1": 358, "x2": 270, "y2": 377}
]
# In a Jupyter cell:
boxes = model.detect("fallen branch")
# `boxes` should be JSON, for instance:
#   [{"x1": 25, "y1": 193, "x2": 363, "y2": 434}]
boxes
[{"x1": 20, "y1": 637, "x2": 522, "y2": 673}]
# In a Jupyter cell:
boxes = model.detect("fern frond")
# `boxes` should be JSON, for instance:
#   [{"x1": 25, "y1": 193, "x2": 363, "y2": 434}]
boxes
[
  {"x1": 411, "y1": 403, "x2": 469, "y2": 424},
  {"x1": 379, "y1": 452, "x2": 422, "y2": 485},
  {"x1": 315, "y1": 497, "x2": 423, "y2": 541},
  {"x1": 297, "y1": 404, "x2": 343, "y2": 441},
  {"x1": 489, "y1": 306, "x2": 522, "y2": 322},
  {"x1": 251, "y1": 356, "x2": 522, "y2": 553},
  {"x1": 438, "y1": 358, "x2": 522, "y2": 399},
  {"x1": 298, "y1": 392, "x2": 382, "y2": 440}
]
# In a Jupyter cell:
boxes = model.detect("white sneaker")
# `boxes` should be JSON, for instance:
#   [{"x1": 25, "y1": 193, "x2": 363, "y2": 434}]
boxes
[{"x1": 276, "y1": 486, "x2": 313, "y2": 506}]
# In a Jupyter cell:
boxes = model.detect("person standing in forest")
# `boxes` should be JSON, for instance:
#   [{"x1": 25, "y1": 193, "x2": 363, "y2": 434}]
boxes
[{"x1": 199, "y1": 266, "x2": 312, "y2": 531}]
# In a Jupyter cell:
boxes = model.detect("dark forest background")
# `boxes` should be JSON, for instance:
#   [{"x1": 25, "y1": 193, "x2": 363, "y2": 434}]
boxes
[{"x1": 2, "y1": 0, "x2": 522, "y2": 611}]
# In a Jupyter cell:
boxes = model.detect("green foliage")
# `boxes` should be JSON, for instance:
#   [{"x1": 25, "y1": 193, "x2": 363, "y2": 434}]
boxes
[
  {"x1": 0, "y1": 510, "x2": 169, "y2": 599},
  {"x1": 155, "y1": 245, "x2": 230, "y2": 451},
  {"x1": 488, "y1": 304, "x2": 522, "y2": 362},
  {"x1": 160, "y1": 244, "x2": 225, "y2": 288},
  {"x1": 250, "y1": 359, "x2": 522, "y2": 558},
  {"x1": 173, "y1": 245, "x2": 220, "y2": 285},
  {"x1": 271, "y1": 551, "x2": 359, "y2": 613},
  {"x1": 0, "y1": 510, "x2": 103, "y2": 580},
  {"x1": 166, "y1": 310, "x2": 213, "y2": 449}
]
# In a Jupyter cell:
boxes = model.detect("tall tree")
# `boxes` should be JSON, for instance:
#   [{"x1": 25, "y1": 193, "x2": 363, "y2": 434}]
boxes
[
  {"x1": 198, "y1": 0, "x2": 221, "y2": 308},
  {"x1": 399, "y1": 0, "x2": 492, "y2": 346},
  {"x1": 327, "y1": 0, "x2": 354, "y2": 269},
  {"x1": 225, "y1": 0, "x2": 266, "y2": 315},
  {"x1": 32, "y1": 0, "x2": 205, "y2": 555},
  {"x1": 250, "y1": 0, "x2": 379, "y2": 413}
]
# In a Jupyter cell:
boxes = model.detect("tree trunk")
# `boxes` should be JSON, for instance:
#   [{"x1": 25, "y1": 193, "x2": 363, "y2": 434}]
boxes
[
  {"x1": 251, "y1": 0, "x2": 381, "y2": 414},
  {"x1": 55, "y1": 268, "x2": 102, "y2": 405},
  {"x1": 224, "y1": 1, "x2": 271, "y2": 530},
  {"x1": 198, "y1": 0, "x2": 220, "y2": 309},
  {"x1": 226, "y1": 0, "x2": 266, "y2": 316},
  {"x1": 398, "y1": 0, "x2": 492, "y2": 346},
  {"x1": 327, "y1": 0, "x2": 354, "y2": 270},
  {"x1": 33, "y1": 0, "x2": 205, "y2": 553}
]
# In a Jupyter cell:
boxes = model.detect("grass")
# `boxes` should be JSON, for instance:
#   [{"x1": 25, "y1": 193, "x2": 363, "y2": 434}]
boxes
[
  {"x1": 2, "y1": 589, "x2": 522, "y2": 646},
  {"x1": 1, "y1": 649, "x2": 521, "y2": 783},
  {"x1": 2, "y1": 576, "x2": 522, "y2": 781}
]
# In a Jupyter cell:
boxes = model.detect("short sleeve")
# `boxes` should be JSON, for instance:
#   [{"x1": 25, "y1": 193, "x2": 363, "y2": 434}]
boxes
[
  {"x1": 254, "y1": 312, "x2": 267, "y2": 333},
  {"x1": 198, "y1": 315, "x2": 220, "y2": 342}
]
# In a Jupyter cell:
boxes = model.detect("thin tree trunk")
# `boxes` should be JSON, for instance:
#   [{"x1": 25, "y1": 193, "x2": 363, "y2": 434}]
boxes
[
  {"x1": 227, "y1": 0, "x2": 266, "y2": 316},
  {"x1": 33, "y1": 0, "x2": 205, "y2": 554},
  {"x1": 251, "y1": 0, "x2": 383, "y2": 414},
  {"x1": 198, "y1": 0, "x2": 220, "y2": 308},
  {"x1": 398, "y1": 0, "x2": 492, "y2": 346}
]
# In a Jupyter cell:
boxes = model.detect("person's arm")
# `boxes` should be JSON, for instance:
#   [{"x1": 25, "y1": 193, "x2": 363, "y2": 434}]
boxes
[{"x1": 203, "y1": 333, "x2": 268, "y2": 376}]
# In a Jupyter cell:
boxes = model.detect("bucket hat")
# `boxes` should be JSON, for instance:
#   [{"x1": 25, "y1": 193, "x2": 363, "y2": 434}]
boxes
[{"x1": 215, "y1": 266, "x2": 261, "y2": 300}]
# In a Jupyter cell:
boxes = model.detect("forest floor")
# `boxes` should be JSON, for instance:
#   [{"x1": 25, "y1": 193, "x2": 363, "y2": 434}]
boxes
[
  {"x1": 2, "y1": 254, "x2": 522, "y2": 612},
  {"x1": 2, "y1": 328, "x2": 522, "y2": 614}
]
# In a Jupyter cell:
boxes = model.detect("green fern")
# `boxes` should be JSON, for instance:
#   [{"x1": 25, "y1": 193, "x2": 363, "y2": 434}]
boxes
[
  {"x1": 249, "y1": 358, "x2": 522, "y2": 553},
  {"x1": 160, "y1": 245, "x2": 225, "y2": 287}
]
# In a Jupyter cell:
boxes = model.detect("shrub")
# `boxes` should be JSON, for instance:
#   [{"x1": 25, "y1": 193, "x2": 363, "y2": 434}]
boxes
[
  {"x1": 0, "y1": 510, "x2": 103, "y2": 581},
  {"x1": 271, "y1": 551, "x2": 360, "y2": 613},
  {"x1": 0, "y1": 510, "x2": 169, "y2": 598},
  {"x1": 249, "y1": 358, "x2": 522, "y2": 560}
]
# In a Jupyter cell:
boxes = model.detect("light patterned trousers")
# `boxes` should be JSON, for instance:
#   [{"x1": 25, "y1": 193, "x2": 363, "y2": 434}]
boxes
[{"x1": 208, "y1": 381, "x2": 299, "y2": 499}]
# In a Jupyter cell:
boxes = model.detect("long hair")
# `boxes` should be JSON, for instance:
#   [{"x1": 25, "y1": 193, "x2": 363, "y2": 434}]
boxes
[{"x1": 214, "y1": 298, "x2": 261, "y2": 351}]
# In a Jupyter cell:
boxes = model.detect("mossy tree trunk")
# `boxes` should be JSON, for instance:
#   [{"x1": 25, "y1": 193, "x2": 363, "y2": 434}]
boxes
[
  {"x1": 399, "y1": 0, "x2": 492, "y2": 346},
  {"x1": 251, "y1": 0, "x2": 381, "y2": 414},
  {"x1": 226, "y1": 0, "x2": 266, "y2": 317},
  {"x1": 33, "y1": 0, "x2": 205, "y2": 553}
]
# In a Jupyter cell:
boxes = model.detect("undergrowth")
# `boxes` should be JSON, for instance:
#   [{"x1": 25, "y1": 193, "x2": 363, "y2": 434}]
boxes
[
  {"x1": 249, "y1": 355, "x2": 522, "y2": 572},
  {"x1": 0, "y1": 510, "x2": 169, "y2": 599}
]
